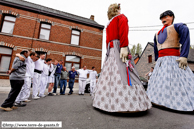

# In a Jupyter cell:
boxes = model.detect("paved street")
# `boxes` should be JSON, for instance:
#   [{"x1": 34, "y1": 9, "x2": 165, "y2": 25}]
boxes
[{"x1": 0, "y1": 93, "x2": 194, "y2": 129}]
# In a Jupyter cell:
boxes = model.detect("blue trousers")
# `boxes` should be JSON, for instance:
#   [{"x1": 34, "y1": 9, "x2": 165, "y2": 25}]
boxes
[
  {"x1": 53, "y1": 73, "x2": 61, "y2": 93},
  {"x1": 69, "y1": 78, "x2": 75, "y2": 94},
  {"x1": 59, "y1": 79, "x2": 67, "y2": 94}
]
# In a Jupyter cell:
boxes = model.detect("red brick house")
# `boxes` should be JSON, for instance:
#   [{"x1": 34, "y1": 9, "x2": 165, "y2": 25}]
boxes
[
  {"x1": 0, "y1": 0, "x2": 104, "y2": 79},
  {"x1": 136, "y1": 42, "x2": 194, "y2": 78}
]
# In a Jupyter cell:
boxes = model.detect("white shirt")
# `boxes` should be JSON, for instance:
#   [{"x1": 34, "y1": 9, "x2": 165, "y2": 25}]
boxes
[
  {"x1": 25, "y1": 56, "x2": 35, "y2": 78},
  {"x1": 88, "y1": 70, "x2": 98, "y2": 80},
  {"x1": 49, "y1": 64, "x2": 57, "y2": 77},
  {"x1": 148, "y1": 72, "x2": 153, "y2": 77},
  {"x1": 42, "y1": 63, "x2": 50, "y2": 76},
  {"x1": 77, "y1": 69, "x2": 89, "y2": 80},
  {"x1": 35, "y1": 58, "x2": 44, "y2": 71}
]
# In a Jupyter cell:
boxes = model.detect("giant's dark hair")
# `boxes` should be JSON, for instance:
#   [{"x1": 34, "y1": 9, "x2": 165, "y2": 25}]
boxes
[{"x1": 160, "y1": 10, "x2": 175, "y2": 23}]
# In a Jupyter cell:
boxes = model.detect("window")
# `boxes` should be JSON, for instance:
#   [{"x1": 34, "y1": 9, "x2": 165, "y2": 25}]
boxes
[
  {"x1": 1, "y1": 16, "x2": 16, "y2": 34},
  {"x1": 65, "y1": 56, "x2": 81, "y2": 71},
  {"x1": 39, "y1": 23, "x2": 51, "y2": 40},
  {"x1": 0, "y1": 46, "x2": 12, "y2": 73},
  {"x1": 70, "y1": 30, "x2": 80, "y2": 45},
  {"x1": 148, "y1": 55, "x2": 152, "y2": 63}
]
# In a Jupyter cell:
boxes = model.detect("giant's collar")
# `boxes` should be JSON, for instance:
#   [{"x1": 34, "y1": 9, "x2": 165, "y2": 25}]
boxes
[{"x1": 107, "y1": 14, "x2": 122, "y2": 27}]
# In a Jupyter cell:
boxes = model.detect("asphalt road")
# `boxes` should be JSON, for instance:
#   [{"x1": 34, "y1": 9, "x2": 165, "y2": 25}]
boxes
[{"x1": 0, "y1": 93, "x2": 194, "y2": 129}]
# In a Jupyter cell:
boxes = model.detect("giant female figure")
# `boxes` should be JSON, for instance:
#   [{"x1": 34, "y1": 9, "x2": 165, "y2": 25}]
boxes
[{"x1": 92, "y1": 3, "x2": 152, "y2": 112}]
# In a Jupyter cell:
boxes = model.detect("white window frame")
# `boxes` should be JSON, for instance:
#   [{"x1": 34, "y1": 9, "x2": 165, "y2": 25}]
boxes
[
  {"x1": 0, "y1": 46, "x2": 12, "y2": 73},
  {"x1": 39, "y1": 23, "x2": 51, "y2": 40},
  {"x1": 70, "y1": 30, "x2": 81, "y2": 45},
  {"x1": 1, "y1": 15, "x2": 16, "y2": 34}
]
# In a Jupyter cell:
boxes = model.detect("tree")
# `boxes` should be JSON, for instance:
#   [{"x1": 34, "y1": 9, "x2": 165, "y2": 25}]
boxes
[
  {"x1": 130, "y1": 43, "x2": 143, "y2": 56},
  {"x1": 130, "y1": 45, "x2": 136, "y2": 56},
  {"x1": 136, "y1": 43, "x2": 142, "y2": 56},
  {"x1": 190, "y1": 45, "x2": 194, "y2": 49}
]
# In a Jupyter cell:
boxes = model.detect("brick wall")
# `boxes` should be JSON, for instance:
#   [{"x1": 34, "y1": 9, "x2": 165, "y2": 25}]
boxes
[
  {"x1": 0, "y1": 5, "x2": 103, "y2": 79},
  {"x1": 136, "y1": 43, "x2": 155, "y2": 78}
]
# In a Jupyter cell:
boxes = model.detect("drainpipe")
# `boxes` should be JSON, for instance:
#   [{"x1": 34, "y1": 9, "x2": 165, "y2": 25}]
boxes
[{"x1": 31, "y1": 13, "x2": 39, "y2": 49}]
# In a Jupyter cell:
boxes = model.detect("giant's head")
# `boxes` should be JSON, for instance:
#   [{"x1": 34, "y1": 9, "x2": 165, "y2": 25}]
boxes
[
  {"x1": 107, "y1": 3, "x2": 121, "y2": 20},
  {"x1": 160, "y1": 10, "x2": 175, "y2": 26}
]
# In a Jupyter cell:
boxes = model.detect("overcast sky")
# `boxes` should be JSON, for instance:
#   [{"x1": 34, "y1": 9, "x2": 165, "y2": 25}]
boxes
[{"x1": 26, "y1": 0, "x2": 194, "y2": 65}]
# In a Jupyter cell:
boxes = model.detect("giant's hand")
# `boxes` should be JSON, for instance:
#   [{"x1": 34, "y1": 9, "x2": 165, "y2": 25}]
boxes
[
  {"x1": 176, "y1": 57, "x2": 188, "y2": 70},
  {"x1": 120, "y1": 47, "x2": 128, "y2": 62}
]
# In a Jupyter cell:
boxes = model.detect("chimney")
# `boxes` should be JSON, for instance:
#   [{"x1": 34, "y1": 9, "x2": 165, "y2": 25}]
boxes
[{"x1": 90, "y1": 15, "x2": 94, "y2": 21}]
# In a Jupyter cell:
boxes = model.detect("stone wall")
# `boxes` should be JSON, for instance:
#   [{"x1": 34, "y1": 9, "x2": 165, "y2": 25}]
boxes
[{"x1": 136, "y1": 43, "x2": 155, "y2": 78}]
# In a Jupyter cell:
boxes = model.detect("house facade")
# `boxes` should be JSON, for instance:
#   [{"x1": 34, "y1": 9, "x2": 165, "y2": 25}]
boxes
[
  {"x1": 135, "y1": 42, "x2": 155, "y2": 78},
  {"x1": 0, "y1": 0, "x2": 104, "y2": 79}
]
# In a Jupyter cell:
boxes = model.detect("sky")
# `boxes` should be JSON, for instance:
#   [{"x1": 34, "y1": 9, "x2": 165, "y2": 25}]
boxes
[{"x1": 25, "y1": 0, "x2": 194, "y2": 65}]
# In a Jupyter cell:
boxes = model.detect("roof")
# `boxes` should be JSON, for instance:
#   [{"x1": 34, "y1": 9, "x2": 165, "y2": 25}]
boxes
[
  {"x1": 149, "y1": 42, "x2": 154, "y2": 47},
  {"x1": 188, "y1": 49, "x2": 194, "y2": 62},
  {"x1": 133, "y1": 55, "x2": 139, "y2": 60},
  {"x1": 135, "y1": 42, "x2": 154, "y2": 64},
  {"x1": 0, "y1": 0, "x2": 104, "y2": 29}
]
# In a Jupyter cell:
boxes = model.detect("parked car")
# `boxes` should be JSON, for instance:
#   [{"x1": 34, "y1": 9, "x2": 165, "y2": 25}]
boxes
[
  {"x1": 98, "y1": 73, "x2": 101, "y2": 78},
  {"x1": 84, "y1": 73, "x2": 100, "y2": 93},
  {"x1": 85, "y1": 79, "x2": 91, "y2": 93},
  {"x1": 139, "y1": 76, "x2": 148, "y2": 90}
]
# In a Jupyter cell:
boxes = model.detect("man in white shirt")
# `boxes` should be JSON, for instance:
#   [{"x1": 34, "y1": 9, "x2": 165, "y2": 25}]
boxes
[
  {"x1": 39, "y1": 58, "x2": 52, "y2": 97},
  {"x1": 77, "y1": 66, "x2": 89, "y2": 95},
  {"x1": 88, "y1": 67, "x2": 98, "y2": 96},
  {"x1": 47, "y1": 60, "x2": 58, "y2": 96},
  {"x1": 32, "y1": 54, "x2": 45, "y2": 100},
  {"x1": 145, "y1": 67, "x2": 154, "y2": 80},
  {"x1": 15, "y1": 52, "x2": 39, "y2": 106}
]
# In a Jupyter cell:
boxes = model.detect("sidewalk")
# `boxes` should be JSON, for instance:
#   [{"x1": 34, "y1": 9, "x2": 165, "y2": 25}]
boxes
[{"x1": 0, "y1": 79, "x2": 79, "y2": 94}]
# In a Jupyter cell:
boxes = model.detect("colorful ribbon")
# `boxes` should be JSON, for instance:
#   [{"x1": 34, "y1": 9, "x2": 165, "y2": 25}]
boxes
[
  {"x1": 126, "y1": 66, "x2": 132, "y2": 86},
  {"x1": 128, "y1": 67, "x2": 132, "y2": 86}
]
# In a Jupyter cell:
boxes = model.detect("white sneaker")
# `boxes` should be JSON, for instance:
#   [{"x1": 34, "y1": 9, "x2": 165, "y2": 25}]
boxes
[
  {"x1": 39, "y1": 95, "x2": 46, "y2": 98},
  {"x1": 32, "y1": 96, "x2": 40, "y2": 100},
  {"x1": 23, "y1": 99, "x2": 31, "y2": 102}
]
